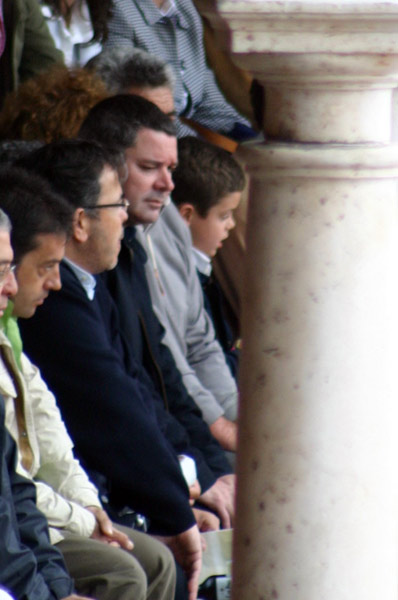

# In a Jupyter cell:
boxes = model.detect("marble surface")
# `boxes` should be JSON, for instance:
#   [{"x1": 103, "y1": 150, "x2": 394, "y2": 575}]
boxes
[{"x1": 196, "y1": 1, "x2": 398, "y2": 599}]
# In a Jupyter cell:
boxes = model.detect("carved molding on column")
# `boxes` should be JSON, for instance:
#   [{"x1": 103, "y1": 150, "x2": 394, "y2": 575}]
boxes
[
  {"x1": 195, "y1": 2, "x2": 398, "y2": 600},
  {"x1": 196, "y1": 1, "x2": 398, "y2": 142}
]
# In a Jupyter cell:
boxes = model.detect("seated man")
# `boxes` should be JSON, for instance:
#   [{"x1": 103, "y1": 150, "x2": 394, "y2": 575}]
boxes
[
  {"x1": 171, "y1": 136, "x2": 245, "y2": 380},
  {"x1": 79, "y1": 94, "x2": 236, "y2": 510},
  {"x1": 0, "y1": 207, "x2": 88, "y2": 600},
  {"x1": 16, "y1": 139, "x2": 204, "y2": 600},
  {"x1": 18, "y1": 135, "x2": 233, "y2": 528},
  {"x1": 0, "y1": 165, "x2": 176, "y2": 600},
  {"x1": 79, "y1": 94, "x2": 238, "y2": 453}
]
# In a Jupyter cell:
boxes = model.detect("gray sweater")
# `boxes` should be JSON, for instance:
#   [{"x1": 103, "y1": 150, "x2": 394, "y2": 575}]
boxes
[{"x1": 136, "y1": 201, "x2": 238, "y2": 425}]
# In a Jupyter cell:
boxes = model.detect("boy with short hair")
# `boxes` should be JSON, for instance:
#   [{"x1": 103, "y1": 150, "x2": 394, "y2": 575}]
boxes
[{"x1": 172, "y1": 137, "x2": 245, "y2": 379}]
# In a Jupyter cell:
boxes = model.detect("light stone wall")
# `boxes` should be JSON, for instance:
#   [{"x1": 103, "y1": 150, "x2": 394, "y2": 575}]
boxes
[{"x1": 203, "y1": 2, "x2": 398, "y2": 598}]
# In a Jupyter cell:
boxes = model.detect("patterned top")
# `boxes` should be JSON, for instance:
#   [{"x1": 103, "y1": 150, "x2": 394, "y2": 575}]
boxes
[{"x1": 106, "y1": 0, "x2": 251, "y2": 137}]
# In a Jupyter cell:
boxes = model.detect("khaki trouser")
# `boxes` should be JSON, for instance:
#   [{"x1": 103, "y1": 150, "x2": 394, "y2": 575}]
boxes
[{"x1": 57, "y1": 523, "x2": 176, "y2": 600}]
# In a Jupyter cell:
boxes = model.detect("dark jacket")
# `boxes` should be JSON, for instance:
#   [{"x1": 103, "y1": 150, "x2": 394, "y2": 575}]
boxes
[
  {"x1": 104, "y1": 227, "x2": 232, "y2": 490},
  {"x1": 19, "y1": 261, "x2": 195, "y2": 535},
  {"x1": 197, "y1": 270, "x2": 240, "y2": 379},
  {"x1": 0, "y1": 395, "x2": 73, "y2": 600}
]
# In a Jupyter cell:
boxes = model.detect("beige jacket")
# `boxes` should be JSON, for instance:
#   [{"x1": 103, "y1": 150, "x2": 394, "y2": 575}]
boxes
[{"x1": 0, "y1": 329, "x2": 101, "y2": 544}]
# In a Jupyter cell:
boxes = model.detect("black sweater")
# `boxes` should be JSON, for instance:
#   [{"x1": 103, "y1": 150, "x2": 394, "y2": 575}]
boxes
[{"x1": 19, "y1": 261, "x2": 195, "y2": 535}]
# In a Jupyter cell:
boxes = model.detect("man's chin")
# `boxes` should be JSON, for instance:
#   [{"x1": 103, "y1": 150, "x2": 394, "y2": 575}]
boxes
[
  {"x1": 106, "y1": 257, "x2": 119, "y2": 272},
  {"x1": 12, "y1": 304, "x2": 36, "y2": 319},
  {"x1": 142, "y1": 207, "x2": 162, "y2": 224}
]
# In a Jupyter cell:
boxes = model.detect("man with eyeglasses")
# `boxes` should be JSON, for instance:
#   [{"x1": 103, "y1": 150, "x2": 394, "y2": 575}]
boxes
[
  {"x1": 79, "y1": 95, "x2": 238, "y2": 458},
  {"x1": 17, "y1": 139, "x2": 203, "y2": 600},
  {"x1": 78, "y1": 95, "x2": 235, "y2": 524},
  {"x1": 0, "y1": 161, "x2": 177, "y2": 600}
]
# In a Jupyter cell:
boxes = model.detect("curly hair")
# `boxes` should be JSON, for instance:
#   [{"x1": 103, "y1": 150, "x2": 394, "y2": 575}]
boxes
[
  {"x1": 0, "y1": 65, "x2": 109, "y2": 143},
  {"x1": 42, "y1": 0, "x2": 112, "y2": 42},
  {"x1": 88, "y1": 47, "x2": 176, "y2": 94}
]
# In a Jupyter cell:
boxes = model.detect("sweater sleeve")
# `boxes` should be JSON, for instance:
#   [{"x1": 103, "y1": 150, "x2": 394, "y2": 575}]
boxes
[
  {"x1": 144, "y1": 205, "x2": 239, "y2": 425},
  {"x1": 152, "y1": 323, "x2": 233, "y2": 484}
]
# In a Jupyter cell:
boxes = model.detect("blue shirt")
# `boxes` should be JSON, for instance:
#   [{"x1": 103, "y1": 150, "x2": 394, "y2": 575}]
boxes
[{"x1": 63, "y1": 257, "x2": 96, "y2": 300}]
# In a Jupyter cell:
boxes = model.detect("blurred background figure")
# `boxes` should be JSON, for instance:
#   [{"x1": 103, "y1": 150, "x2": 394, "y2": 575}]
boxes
[
  {"x1": 88, "y1": 46, "x2": 176, "y2": 119},
  {"x1": 87, "y1": 46, "x2": 199, "y2": 137},
  {"x1": 0, "y1": 65, "x2": 108, "y2": 142},
  {"x1": 0, "y1": 0, "x2": 63, "y2": 108},
  {"x1": 105, "y1": 0, "x2": 255, "y2": 143},
  {"x1": 40, "y1": 0, "x2": 112, "y2": 66}
]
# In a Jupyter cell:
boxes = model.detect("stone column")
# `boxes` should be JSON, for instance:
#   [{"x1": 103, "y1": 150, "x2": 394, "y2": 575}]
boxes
[{"x1": 200, "y1": 1, "x2": 398, "y2": 598}]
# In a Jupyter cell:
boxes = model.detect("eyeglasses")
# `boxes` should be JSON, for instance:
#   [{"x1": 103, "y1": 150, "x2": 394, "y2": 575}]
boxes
[
  {"x1": 84, "y1": 198, "x2": 130, "y2": 211},
  {"x1": 0, "y1": 264, "x2": 16, "y2": 284}
]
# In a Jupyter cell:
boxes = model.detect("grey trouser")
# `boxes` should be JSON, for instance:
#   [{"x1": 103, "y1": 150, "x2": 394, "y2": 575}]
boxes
[{"x1": 57, "y1": 523, "x2": 176, "y2": 600}]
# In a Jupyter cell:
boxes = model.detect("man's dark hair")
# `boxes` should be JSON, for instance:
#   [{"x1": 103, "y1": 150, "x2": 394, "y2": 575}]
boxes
[
  {"x1": 17, "y1": 139, "x2": 125, "y2": 213},
  {"x1": 0, "y1": 165, "x2": 73, "y2": 263},
  {"x1": 78, "y1": 94, "x2": 176, "y2": 151},
  {"x1": 172, "y1": 137, "x2": 245, "y2": 217}
]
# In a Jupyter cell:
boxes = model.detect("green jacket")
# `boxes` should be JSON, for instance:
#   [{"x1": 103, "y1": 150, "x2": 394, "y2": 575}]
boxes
[{"x1": 0, "y1": 0, "x2": 64, "y2": 106}]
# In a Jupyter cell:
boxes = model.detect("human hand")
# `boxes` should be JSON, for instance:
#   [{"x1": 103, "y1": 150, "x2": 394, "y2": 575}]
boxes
[
  {"x1": 199, "y1": 475, "x2": 236, "y2": 529},
  {"x1": 192, "y1": 507, "x2": 220, "y2": 532},
  {"x1": 218, "y1": 474, "x2": 235, "y2": 493},
  {"x1": 209, "y1": 416, "x2": 237, "y2": 452},
  {"x1": 189, "y1": 479, "x2": 201, "y2": 505},
  {"x1": 86, "y1": 506, "x2": 133, "y2": 550},
  {"x1": 155, "y1": 524, "x2": 202, "y2": 600}
]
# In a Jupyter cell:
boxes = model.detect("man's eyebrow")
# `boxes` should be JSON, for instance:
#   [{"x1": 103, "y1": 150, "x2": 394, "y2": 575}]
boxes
[
  {"x1": 138, "y1": 159, "x2": 162, "y2": 167},
  {"x1": 40, "y1": 259, "x2": 60, "y2": 265}
]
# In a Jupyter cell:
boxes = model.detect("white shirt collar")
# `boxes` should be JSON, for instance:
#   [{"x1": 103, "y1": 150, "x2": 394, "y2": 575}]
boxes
[
  {"x1": 159, "y1": 0, "x2": 177, "y2": 17},
  {"x1": 41, "y1": 0, "x2": 100, "y2": 66},
  {"x1": 192, "y1": 247, "x2": 212, "y2": 277},
  {"x1": 63, "y1": 257, "x2": 96, "y2": 300}
]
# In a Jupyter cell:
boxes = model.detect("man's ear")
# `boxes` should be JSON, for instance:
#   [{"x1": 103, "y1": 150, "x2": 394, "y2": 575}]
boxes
[
  {"x1": 72, "y1": 207, "x2": 90, "y2": 243},
  {"x1": 178, "y1": 203, "x2": 195, "y2": 225}
]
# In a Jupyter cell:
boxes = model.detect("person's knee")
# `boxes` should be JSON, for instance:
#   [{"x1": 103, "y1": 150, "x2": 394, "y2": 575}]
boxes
[
  {"x1": 103, "y1": 558, "x2": 148, "y2": 600},
  {"x1": 146, "y1": 542, "x2": 176, "y2": 600},
  {"x1": 119, "y1": 562, "x2": 148, "y2": 600},
  {"x1": 129, "y1": 532, "x2": 176, "y2": 599},
  {"x1": 111, "y1": 526, "x2": 176, "y2": 598},
  {"x1": 87, "y1": 546, "x2": 148, "y2": 600}
]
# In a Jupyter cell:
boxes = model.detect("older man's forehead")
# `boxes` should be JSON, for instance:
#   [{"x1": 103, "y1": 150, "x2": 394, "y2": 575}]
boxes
[
  {"x1": 0, "y1": 230, "x2": 13, "y2": 264},
  {"x1": 126, "y1": 85, "x2": 175, "y2": 115}
]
